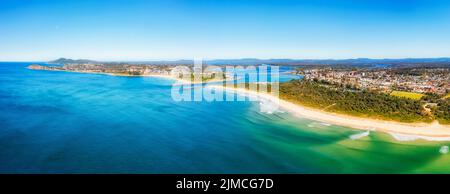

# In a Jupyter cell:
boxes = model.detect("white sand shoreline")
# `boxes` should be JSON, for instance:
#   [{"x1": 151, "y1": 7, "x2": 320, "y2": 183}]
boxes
[
  {"x1": 152, "y1": 75, "x2": 450, "y2": 141},
  {"x1": 211, "y1": 86, "x2": 450, "y2": 141}
]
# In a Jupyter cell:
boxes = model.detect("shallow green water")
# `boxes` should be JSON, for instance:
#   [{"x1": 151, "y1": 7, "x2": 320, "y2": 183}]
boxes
[{"x1": 246, "y1": 110, "x2": 450, "y2": 173}]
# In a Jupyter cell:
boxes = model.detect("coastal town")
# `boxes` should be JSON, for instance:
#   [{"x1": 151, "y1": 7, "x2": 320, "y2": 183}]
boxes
[
  {"x1": 299, "y1": 67, "x2": 450, "y2": 96},
  {"x1": 28, "y1": 61, "x2": 450, "y2": 99}
]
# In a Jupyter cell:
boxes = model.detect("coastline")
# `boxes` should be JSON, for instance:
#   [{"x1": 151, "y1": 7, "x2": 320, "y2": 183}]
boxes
[
  {"x1": 27, "y1": 67, "x2": 221, "y2": 84},
  {"x1": 212, "y1": 85, "x2": 450, "y2": 141},
  {"x1": 28, "y1": 67, "x2": 450, "y2": 141}
]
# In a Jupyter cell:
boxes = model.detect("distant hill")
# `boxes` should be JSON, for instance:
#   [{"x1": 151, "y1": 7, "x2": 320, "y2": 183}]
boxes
[
  {"x1": 49, "y1": 58, "x2": 99, "y2": 64},
  {"x1": 206, "y1": 58, "x2": 450, "y2": 65}
]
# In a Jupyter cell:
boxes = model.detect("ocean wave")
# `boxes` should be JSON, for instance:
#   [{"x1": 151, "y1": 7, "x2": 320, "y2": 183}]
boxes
[
  {"x1": 389, "y1": 133, "x2": 420, "y2": 141},
  {"x1": 440, "y1": 146, "x2": 449, "y2": 154},
  {"x1": 307, "y1": 122, "x2": 332, "y2": 128},
  {"x1": 259, "y1": 99, "x2": 282, "y2": 114},
  {"x1": 389, "y1": 133, "x2": 450, "y2": 142},
  {"x1": 349, "y1": 131, "x2": 370, "y2": 140},
  {"x1": 320, "y1": 122, "x2": 331, "y2": 126}
]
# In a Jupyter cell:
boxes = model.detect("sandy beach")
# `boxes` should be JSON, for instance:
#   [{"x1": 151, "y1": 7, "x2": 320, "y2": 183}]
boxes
[
  {"x1": 211, "y1": 85, "x2": 450, "y2": 141},
  {"x1": 151, "y1": 75, "x2": 450, "y2": 141}
]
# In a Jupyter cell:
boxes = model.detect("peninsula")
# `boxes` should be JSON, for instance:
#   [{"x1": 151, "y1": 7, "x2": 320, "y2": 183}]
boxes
[{"x1": 28, "y1": 62, "x2": 227, "y2": 84}]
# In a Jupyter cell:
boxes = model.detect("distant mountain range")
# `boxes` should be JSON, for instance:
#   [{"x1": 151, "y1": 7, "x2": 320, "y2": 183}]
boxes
[{"x1": 49, "y1": 57, "x2": 450, "y2": 66}]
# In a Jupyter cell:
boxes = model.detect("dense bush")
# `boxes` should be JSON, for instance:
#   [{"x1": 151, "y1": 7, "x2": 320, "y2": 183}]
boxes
[
  {"x1": 435, "y1": 99, "x2": 450, "y2": 124},
  {"x1": 279, "y1": 80, "x2": 434, "y2": 123}
]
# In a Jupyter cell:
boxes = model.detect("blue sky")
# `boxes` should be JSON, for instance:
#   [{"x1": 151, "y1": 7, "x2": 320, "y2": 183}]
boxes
[{"x1": 1, "y1": 0, "x2": 450, "y2": 61}]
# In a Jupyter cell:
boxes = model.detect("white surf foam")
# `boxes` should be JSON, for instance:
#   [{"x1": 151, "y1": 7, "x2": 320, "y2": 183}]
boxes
[
  {"x1": 319, "y1": 122, "x2": 331, "y2": 126},
  {"x1": 389, "y1": 133, "x2": 450, "y2": 142},
  {"x1": 389, "y1": 133, "x2": 419, "y2": 141},
  {"x1": 440, "y1": 146, "x2": 449, "y2": 154},
  {"x1": 349, "y1": 131, "x2": 370, "y2": 140},
  {"x1": 259, "y1": 98, "x2": 282, "y2": 114}
]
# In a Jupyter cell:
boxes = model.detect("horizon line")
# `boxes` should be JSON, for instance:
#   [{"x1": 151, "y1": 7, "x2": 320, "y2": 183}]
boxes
[{"x1": 2, "y1": 56, "x2": 450, "y2": 63}]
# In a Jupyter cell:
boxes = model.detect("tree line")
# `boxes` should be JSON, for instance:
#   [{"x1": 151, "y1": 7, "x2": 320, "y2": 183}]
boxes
[{"x1": 279, "y1": 80, "x2": 436, "y2": 123}]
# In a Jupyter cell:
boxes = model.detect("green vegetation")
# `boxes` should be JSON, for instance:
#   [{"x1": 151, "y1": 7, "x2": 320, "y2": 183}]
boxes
[
  {"x1": 444, "y1": 93, "x2": 450, "y2": 99},
  {"x1": 175, "y1": 73, "x2": 227, "y2": 82},
  {"x1": 199, "y1": 72, "x2": 227, "y2": 82},
  {"x1": 279, "y1": 80, "x2": 433, "y2": 123},
  {"x1": 419, "y1": 93, "x2": 450, "y2": 124},
  {"x1": 390, "y1": 91, "x2": 424, "y2": 100},
  {"x1": 434, "y1": 99, "x2": 450, "y2": 124}
]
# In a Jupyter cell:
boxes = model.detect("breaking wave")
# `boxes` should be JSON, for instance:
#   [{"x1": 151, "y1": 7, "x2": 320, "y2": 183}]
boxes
[
  {"x1": 259, "y1": 98, "x2": 283, "y2": 114},
  {"x1": 389, "y1": 133, "x2": 450, "y2": 142},
  {"x1": 307, "y1": 122, "x2": 332, "y2": 128},
  {"x1": 440, "y1": 146, "x2": 449, "y2": 154},
  {"x1": 349, "y1": 131, "x2": 370, "y2": 140}
]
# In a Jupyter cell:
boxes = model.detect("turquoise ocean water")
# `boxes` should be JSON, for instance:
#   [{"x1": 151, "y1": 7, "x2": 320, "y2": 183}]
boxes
[{"x1": 0, "y1": 62, "x2": 449, "y2": 173}]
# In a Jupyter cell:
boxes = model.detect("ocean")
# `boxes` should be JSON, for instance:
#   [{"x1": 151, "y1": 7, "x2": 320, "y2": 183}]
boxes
[{"x1": 0, "y1": 62, "x2": 449, "y2": 173}]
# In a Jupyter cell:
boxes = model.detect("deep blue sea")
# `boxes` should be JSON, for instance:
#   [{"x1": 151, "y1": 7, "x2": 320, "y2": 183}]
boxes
[{"x1": 1, "y1": 62, "x2": 449, "y2": 173}]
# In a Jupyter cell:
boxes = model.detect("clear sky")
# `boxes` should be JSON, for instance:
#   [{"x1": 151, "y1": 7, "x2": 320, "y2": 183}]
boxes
[{"x1": 1, "y1": 0, "x2": 450, "y2": 61}]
